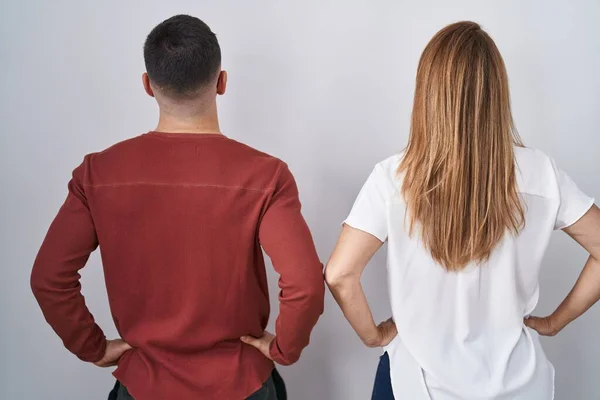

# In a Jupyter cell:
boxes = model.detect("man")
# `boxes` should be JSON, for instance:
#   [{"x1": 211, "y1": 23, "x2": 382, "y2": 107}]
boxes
[{"x1": 31, "y1": 14, "x2": 324, "y2": 400}]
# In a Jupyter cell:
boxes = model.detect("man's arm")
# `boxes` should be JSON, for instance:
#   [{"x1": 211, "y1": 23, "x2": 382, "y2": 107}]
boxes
[
  {"x1": 247, "y1": 162, "x2": 325, "y2": 366},
  {"x1": 30, "y1": 158, "x2": 106, "y2": 362}
]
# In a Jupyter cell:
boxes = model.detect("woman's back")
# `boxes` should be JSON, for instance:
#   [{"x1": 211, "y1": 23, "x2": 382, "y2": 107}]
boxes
[
  {"x1": 326, "y1": 21, "x2": 598, "y2": 400},
  {"x1": 345, "y1": 146, "x2": 593, "y2": 398}
]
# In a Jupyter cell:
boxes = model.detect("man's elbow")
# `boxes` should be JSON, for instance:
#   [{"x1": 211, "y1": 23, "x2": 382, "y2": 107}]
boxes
[
  {"x1": 306, "y1": 273, "x2": 325, "y2": 314},
  {"x1": 30, "y1": 263, "x2": 57, "y2": 302},
  {"x1": 30, "y1": 266, "x2": 46, "y2": 299},
  {"x1": 292, "y1": 278, "x2": 325, "y2": 318}
]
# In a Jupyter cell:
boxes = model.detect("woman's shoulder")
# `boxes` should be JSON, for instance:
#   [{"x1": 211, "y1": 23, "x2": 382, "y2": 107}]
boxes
[
  {"x1": 373, "y1": 153, "x2": 404, "y2": 179},
  {"x1": 514, "y1": 146, "x2": 552, "y2": 165},
  {"x1": 364, "y1": 154, "x2": 404, "y2": 198},
  {"x1": 514, "y1": 146, "x2": 563, "y2": 199}
]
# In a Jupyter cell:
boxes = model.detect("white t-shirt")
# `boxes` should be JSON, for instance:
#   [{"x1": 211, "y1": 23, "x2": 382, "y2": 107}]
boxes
[{"x1": 344, "y1": 147, "x2": 595, "y2": 400}]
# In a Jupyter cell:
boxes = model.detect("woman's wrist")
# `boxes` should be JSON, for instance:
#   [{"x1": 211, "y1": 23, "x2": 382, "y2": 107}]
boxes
[
  {"x1": 548, "y1": 311, "x2": 569, "y2": 335},
  {"x1": 361, "y1": 325, "x2": 382, "y2": 347}
]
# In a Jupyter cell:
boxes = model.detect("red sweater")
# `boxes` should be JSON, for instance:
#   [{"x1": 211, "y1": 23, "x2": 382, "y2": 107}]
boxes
[{"x1": 31, "y1": 132, "x2": 325, "y2": 399}]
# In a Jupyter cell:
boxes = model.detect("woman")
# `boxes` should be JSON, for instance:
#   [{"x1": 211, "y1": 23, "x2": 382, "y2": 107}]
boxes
[{"x1": 326, "y1": 21, "x2": 598, "y2": 399}]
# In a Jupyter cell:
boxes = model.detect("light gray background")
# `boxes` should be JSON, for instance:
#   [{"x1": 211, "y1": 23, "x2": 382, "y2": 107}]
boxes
[{"x1": 1, "y1": 0, "x2": 599, "y2": 399}]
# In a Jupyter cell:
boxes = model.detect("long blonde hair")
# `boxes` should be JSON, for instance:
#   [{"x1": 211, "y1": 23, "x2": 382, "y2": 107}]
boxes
[{"x1": 399, "y1": 21, "x2": 524, "y2": 271}]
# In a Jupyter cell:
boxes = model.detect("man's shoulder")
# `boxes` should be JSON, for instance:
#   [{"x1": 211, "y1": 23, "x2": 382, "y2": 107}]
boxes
[
  {"x1": 79, "y1": 134, "x2": 289, "y2": 190},
  {"x1": 224, "y1": 138, "x2": 283, "y2": 164},
  {"x1": 222, "y1": 138, "x2": 288, "y2": 180},
  {"x1": 85, "y1": 134, "x2": 148, "y2": 163}
]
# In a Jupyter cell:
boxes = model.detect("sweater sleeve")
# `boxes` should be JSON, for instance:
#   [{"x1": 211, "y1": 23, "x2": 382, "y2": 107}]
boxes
[
  {"x1": 31, "y1": 157, "x2": 106, "y2": 362},
  {"x1": 258, "y1": 162, "x2": 325, "y2": 365}
]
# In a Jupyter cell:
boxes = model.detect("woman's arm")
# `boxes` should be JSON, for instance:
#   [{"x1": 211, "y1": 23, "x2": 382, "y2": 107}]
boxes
[
  {"x1": 526, "y1": 205, "x2": 600, "y2": 335},
  {"x1": 325, "y1": 225, "x2": 397, "y2": 347}
]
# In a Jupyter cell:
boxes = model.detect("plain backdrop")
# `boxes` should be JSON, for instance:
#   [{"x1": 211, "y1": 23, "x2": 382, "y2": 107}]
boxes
[{"x1": 1, "y1": 0, "x2": 599, "y2": 399}]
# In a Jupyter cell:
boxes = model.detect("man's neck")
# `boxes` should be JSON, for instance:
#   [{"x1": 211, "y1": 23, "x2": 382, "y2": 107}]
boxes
[{"x1": 154, "y1": 110, "x2": 222, "y2": 135}]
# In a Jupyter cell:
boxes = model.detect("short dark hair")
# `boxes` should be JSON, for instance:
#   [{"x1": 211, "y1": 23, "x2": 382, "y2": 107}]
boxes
[{"x1": 144, "y1": 15, "x2": 221, "y2": 98}]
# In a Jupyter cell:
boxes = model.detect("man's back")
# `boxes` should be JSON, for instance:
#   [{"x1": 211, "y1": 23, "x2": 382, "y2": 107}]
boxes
[{"x1": 32, "y1": 131, "x2": 324, "y2": 399}]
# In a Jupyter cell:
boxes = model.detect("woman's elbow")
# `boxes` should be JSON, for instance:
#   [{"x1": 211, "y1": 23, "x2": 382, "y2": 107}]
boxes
[{"x1": 324, "y1": 266, "x2": 358, "y2": 289}]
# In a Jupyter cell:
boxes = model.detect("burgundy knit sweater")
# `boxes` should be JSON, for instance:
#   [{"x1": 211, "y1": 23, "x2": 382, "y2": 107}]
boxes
[{"x1": 31, "y1": 132, "x2": 325, "y2": 399}]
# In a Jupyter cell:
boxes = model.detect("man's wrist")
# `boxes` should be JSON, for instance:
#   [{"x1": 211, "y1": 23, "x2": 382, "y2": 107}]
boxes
[{"x1": 89, "y1": 338, "x2": 108, "y2": 364}]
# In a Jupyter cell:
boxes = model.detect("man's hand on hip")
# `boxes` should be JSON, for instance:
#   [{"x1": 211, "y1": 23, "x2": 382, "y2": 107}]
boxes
[
  {"x1": 94, "y1": 339, "x2": 133, "y2": 368},
  {"x1": 241, "y1": 331, "x2": 275, "y2": 361}
]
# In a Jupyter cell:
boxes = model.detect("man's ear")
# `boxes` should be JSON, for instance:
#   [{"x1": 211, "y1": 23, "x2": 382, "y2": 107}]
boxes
[
  {"x1": 216, "y1": 71, "x2": 227, "y2": 95},
  {"x1": 142, "y1": 72, "x2": 154, "y2": 97}
]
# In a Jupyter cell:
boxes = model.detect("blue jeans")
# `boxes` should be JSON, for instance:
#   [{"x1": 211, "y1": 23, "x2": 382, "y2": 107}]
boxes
[
  {"x1": 372, "y1": 352, "x2": 395, "y2": 400},
  {"x1": 108, "y1": 369, "x2": 286, "y2": 400}
]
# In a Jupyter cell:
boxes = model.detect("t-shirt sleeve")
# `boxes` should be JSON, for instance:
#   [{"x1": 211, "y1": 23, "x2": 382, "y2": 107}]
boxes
[
  {"x1": 343, "y1": 164, "x2": 390, "y2": 242},
  {"x1": 553, "y1": 163, "x2": 595, "y2": 230}
]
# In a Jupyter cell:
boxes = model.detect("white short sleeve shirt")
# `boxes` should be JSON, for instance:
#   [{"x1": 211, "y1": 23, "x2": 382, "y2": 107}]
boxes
[{"x1": 344, "y1": 147, "x2": 595, "y2": 400}]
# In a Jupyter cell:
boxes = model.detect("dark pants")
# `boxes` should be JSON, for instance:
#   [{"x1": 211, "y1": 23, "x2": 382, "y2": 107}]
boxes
[
  {"x1": 372, "y1": 352, "x2": 395, "y2": 400},
  {"x1": 108, "y1": 369, "x2": 286, "y2": 400}
]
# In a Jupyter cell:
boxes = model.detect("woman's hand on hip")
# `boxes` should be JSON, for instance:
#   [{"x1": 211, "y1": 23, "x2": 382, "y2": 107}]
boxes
[
  {"x1": 524, "y1": 315, "x2": 561, "y2": 336},
  {"x1": 365, "y1": 318, "x2": 398, "y2": 348}
]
